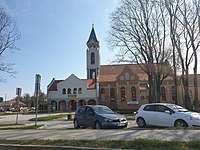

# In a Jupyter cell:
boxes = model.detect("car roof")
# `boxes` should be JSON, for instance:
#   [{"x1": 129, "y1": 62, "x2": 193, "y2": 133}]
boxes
[
  {"x1": 141, "y1": 103, "x2": 176, "y2": 107},
  {"x1": 79, "y1": 105, "x2": 108, "y2": 108}
]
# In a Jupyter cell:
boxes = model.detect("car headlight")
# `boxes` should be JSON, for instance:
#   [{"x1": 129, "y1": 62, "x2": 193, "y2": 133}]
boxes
[
  {"x1": 192, "y1": 117, "x2": 200, "y2": 120},
  {"x1": 185, "y1": 116, "x2": 193, "y2": 120},
  {"x1": 104, "y1": 118, "x2": 112, "y2": 122}
]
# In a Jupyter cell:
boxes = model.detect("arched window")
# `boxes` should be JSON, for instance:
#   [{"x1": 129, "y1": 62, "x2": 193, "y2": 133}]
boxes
[
  {"x1": 161, "y1": 86, "x2": 166, "y2": 101},
  {"x1": 62, "y1": 88, "x2": 66, "y2": 94},
  {"x1": 73, "y1": 88, "x2": 77, "y2": 94},
  {"x1": 110, "y1": 87, "x2": 115, "y2": 99},
  {"x1": 171, "y1": 86, "x2": 176, "y2": 101},
  {"x1": 91, "y1": 52, "x2": 95, "y2": 65},
  {"x1": 125, "y1": 73, "x2": 129, "y2": 80},
  {"x1": 100, "y1": 88, "x2": 105, "y2": 94},
  {"x1": 78, "y1": 88, "x2": 82, "y2": 94},
  {"x1": 131, "y1": 86, "x2": 136, "y2": 101},
  {"x1": 67, "y1": 88, "x2": 71, "y2": 94},
  {"x1": 120, "y1": 75, "x2": 124, "y2": 80},
  {"x1": 121, "y1": 86, "x2": 126, "y2": 100}
]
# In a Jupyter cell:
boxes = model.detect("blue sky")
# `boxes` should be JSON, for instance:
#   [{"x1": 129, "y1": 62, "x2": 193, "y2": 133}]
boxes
[{"x1": 0, "y1": 0, "x2": 119, "y2": 100}]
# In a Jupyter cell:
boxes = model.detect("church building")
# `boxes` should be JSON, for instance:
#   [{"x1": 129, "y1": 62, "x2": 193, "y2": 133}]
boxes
[{"x1": 47, "y1": 26, "x2": 175, "y2": 112}]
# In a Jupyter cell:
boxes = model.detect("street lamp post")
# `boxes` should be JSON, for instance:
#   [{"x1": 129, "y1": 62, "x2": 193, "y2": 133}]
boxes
[
  {"x1": 16, "y1": 88, "x2": 22, "y2": 124},
  {"x1": 35, "y1": 74, "x2": 41, "y2": 126}
]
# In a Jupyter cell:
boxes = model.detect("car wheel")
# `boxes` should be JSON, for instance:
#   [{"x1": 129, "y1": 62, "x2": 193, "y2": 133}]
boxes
[
  {"x1": 174, "y1": 120, "x2": 188, "y2": 127},
  {"x1": 74, "y1": 119, "x2": 80, "y2": 129},
  {"x1": 137, "y1": 117, "x2": 146, "y2": 128},
  {"x1": 95, "y1": 121, "x2": 102, "y2": 129}
]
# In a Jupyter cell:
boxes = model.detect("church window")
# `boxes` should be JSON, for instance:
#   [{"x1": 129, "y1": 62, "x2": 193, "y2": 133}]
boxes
[
  {"x1": 171, "y1": 86, "x2": 176, "y2": 101},
  {"x1": 100, "y1": 88, "x2": 105, "y2": 94},
  {"x1": 67, "y1": 88, "x2": 71, "y2": 94},
  {"x1": 62, "y1": 88, "x2": 66, "y2": 94},
  {"x1": 125, "y1": 73, "x2": 129, "y2": 80},
  {"x1": 91, "y1": 52, "x2": 95, "y2": 65},
  {"x1": 131, "y1": 86, "x2": 136, "y2": 101},
  {"x1": 161, "y1": 86, "x2": 166, "y2": 101},
  {"x1": 110, "y1": 87, "x2": 115, "y2": 99},
  {"x1": 121, "y1": 86, "x2": 126, "y2": 100}
]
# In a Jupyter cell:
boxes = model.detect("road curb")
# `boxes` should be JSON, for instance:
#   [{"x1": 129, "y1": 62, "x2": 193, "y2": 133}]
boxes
[{"x1": 0, "y1": 144, "x2": 121, "y2": 150}]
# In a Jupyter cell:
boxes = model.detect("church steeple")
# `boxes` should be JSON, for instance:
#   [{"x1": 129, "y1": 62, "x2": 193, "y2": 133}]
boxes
[
  {"x1": 86, "y1": 25, "x2": 100, "y2": 79},
  {"x1": 87, "y1": 24, "x2": 99, "y2": 48}
]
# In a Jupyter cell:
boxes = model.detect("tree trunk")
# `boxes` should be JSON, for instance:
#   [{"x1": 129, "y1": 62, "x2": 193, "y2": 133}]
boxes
[
  {"x1": 194, "y1": 67, "x2": 199, "y2": 112},
  {"x1": 183, "y1": 69, "x2": 193, "y2": 110}
]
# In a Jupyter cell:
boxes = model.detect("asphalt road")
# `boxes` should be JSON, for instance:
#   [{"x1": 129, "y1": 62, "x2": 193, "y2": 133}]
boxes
[{"x1": 0, "y1": 113, "x2": 200, "y2": 141}]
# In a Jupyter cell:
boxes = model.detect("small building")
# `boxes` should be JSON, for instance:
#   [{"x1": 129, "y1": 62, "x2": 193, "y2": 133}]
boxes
[
  {"x1": 0, "y1": 99, "x2": 27, "y2": 111},
  {"x1": 47, "y1": 74, "x2": 97, "y2": 112}
]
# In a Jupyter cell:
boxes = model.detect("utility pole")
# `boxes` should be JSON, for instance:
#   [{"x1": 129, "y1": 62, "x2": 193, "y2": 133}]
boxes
[{"x1": 35, "y1": 74, "x2": 41, "y2": 126}]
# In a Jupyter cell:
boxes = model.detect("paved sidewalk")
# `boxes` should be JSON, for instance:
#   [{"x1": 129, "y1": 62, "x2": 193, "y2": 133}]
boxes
[{"x1": 0, "y1": 129, "x2": 200, "y2": 141}]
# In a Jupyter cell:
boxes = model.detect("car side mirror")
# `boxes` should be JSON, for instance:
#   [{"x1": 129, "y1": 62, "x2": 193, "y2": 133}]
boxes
[{"x1": 165, "y1": 110, "x2": 171, "y2": 115}]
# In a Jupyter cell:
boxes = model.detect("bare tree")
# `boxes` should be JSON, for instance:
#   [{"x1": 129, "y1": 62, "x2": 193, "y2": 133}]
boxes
[
  {"x1": 108, "y1": 0, "x2": 173, "y2": 102},
  {"x1": 165, "y1": 0, "x2": 180, "y2": 105},
  {"x1": 179, "y1": 0, "x2": 200, "y2": 111},
  {"x1": 22, "y1": 93, "x2": 31, "y2": 108},
  {"x1": 0, "y1": 6, "x2": 20, "y2": 81},
  {"x1": 165, "y1": 0, "x2": 200, "y2": 110},
  {"x1": 38, "y1": 92, "x2": 47, "y2": 112}
]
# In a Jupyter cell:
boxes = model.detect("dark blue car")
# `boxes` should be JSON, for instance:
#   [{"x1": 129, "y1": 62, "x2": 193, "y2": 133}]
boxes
[{"x1": 73, "y1": 105, "x2": 128, "y2": 129}]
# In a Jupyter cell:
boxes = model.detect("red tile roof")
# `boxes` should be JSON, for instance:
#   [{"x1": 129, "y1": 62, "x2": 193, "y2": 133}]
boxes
[
  {"x1": 0, "y1": 100, "x2": 27, "y2": 107},
  {"x1": 98, "y1": 64, "x2": 146, "y2": 82},
  {"x1": 48, "y1": 80, "x2": 63, "y2": 91},
  {"x1": 98, "y1": 64, "x2": 173, "y2": 82},
  {"x1": 82, "y1": 79, "x2": 96, "y2": 89}
]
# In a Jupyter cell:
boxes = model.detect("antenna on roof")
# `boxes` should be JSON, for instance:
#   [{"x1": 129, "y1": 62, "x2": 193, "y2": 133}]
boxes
[{"x1": 92, "y1": 21, "x2": 94, "y2": 28}]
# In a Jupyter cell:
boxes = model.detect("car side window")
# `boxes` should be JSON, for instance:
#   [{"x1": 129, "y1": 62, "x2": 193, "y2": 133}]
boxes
[
  {"x1": 143, "y1": 105, "x2": 156, "y2": 111},
  {"x1": 156, "y1": 105, "x2": 166, "y2": 112},
  {"x1": 156, "y1": 105, "x2": 175, "y2": 114},
  {"x1": 85, "y1": 107, "x2": 94, "y2": 115},
  {"x1": 78, "y1": 107, "x2": 86, "y2": 114}
]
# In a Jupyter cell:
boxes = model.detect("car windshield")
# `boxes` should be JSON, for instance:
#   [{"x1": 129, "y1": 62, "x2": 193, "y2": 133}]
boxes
[
  {"x1": 93, "y1": 106, "x2": 115, "y2": 114},
  {"x1": 168, "y1": 104, "x2": 189, "y2": 112}
]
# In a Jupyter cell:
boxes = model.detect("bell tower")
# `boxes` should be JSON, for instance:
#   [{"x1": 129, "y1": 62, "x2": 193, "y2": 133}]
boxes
[{"x1": 86, "y1": 24, "x2": 100, "y2": 79}]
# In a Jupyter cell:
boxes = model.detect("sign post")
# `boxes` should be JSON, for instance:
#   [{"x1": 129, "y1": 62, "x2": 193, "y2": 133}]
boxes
[
  {"x1": 16, "y1": 88, "x2": 22, "y2": 124},
  {"x1": 35, "y1": 74, "x2": 41, "y2": 126}
]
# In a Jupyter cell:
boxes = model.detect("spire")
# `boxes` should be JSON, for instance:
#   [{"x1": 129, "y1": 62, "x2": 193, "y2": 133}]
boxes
[{"x1": 87, "y1": 24, "x2": 99, "y2": 44}]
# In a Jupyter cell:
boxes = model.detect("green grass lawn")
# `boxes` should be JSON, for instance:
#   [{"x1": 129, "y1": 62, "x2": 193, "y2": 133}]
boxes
[
  {"x1": 0, "y1": 112, "x2": 16, "y2": 116},
  {"x1": 0, "y1": 139, "x2": 199, "y2": 149},
  {"x1": 0, "y1": 125, "x2": 43, "y2": 130},
  {"x1": 0, "y1": 124, "x2": 22, "y2": 127},
  {"x1": 28, "y1": 114, "x2": 66, "y2": 121}
]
